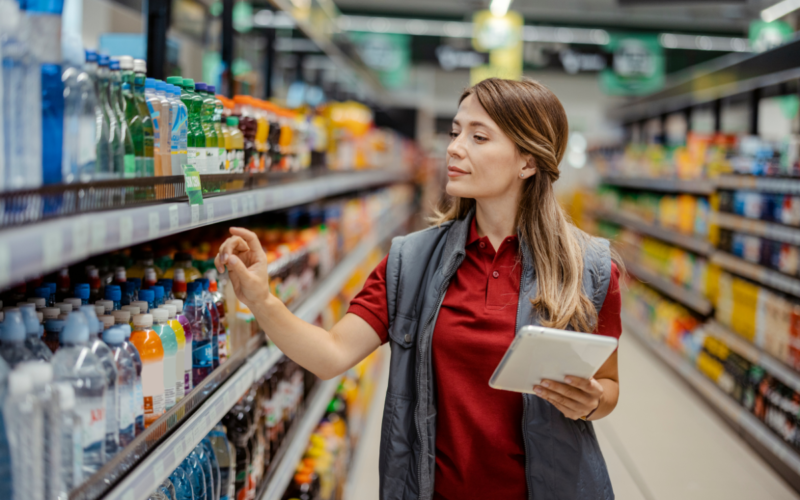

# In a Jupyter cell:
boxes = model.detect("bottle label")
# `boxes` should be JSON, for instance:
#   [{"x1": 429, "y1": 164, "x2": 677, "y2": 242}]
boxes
[
  {"x1": 193, "y1": 341, "x2": 213, "y2": 368},
  {"x1": 163, "y1": 353, "x2": 177, "y2": 410},
  {"x1": 142, "y1": 359, "x2": 166, "y2": 427},
  {"x1": 219, "y1": 148, "x2": 226, "y2": 171},
  {"x1": 119, "y1": 385, "x2": 135, "y2": 430},
  {"x1": 124, "y1": 154, "x2": 136, "y2": 178},
  {"x1": 206, "y1": 147, "x2": 216, "y2": 173},
  {"x1": 76, "y1": 395, "x2": 106, "y2": 449}
]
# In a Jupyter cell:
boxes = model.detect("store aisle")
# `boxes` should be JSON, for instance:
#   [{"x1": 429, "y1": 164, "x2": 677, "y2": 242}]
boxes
[{"x1": 345, "y1": 335, "x2": 800, "y2": 499}]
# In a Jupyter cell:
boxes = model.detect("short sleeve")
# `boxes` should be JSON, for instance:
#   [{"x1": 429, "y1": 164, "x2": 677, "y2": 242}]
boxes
[
  {"x1": 347, "y1": 255, "x2": 390, "y2": 344},
  {"x1": 595, "y1": 261, "x2": 621, "y2": 339}
]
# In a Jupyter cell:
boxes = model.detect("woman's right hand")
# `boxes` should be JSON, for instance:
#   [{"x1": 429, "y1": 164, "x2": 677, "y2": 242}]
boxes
[{"x1": 214, "y1": 227, "x2": 272, "y2": 308}]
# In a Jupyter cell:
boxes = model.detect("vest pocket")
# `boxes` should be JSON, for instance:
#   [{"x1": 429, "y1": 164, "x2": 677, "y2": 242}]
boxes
[{"x1": 389, "y1": 315, "x2": 418, "y2": 348}]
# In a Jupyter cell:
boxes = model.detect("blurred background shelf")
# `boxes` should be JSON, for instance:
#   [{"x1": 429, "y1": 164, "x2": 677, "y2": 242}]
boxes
[
  {"x1": 712, "y1": 211, "x2": 800, "y2": 246},
  {"x1": 625, "y1": 260, "x2": 713, "y2": 315},
  {"x1": 600, "y1": 177, "x2": 715, "y2": 195},
  {"x1": 710, "y1": 251, "x2": 800, "y2": 298},
  {"x1": 596, "y1": 208, "x2": 713, "y2": 255}
]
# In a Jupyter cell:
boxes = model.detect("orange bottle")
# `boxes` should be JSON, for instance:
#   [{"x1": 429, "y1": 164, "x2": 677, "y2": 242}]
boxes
[{"x1": 130, "y1": 313, "x2": 166, "y2": 428}]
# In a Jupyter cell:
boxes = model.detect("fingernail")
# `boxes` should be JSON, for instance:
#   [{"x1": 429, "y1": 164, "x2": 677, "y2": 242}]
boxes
[
  {"x1": 542, "y1": 381, "x2": 550, "y2": 388},
  {"x1": 564, "y1": 377, "x2": 572, "y2": 384},
  {"x1": 220, "y1": 253, "x2": 229, "y2": 264},
  {"x1": 533, "y1": 387, "x2": 542, "y2": 395}
]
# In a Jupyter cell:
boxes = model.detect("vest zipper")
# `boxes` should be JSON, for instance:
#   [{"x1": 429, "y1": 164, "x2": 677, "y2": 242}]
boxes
[{"x1": 517, "y1": 258, "x2": 534, "y2": 500}]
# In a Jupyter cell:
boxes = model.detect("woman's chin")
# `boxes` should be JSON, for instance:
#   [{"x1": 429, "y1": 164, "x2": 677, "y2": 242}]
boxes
[{"x1": 445, "y1": 178, "x2": 473, "y2": 198}]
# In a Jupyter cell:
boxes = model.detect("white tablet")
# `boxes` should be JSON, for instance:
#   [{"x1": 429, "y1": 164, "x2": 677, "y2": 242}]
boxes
[{"x1": 489, "y1": 325, "x2": 618, "y2": 394}]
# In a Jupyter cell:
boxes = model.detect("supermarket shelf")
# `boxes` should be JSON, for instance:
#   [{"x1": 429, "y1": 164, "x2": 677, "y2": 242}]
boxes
[
  {"x1": 0, "y1": 169, "x2": 408, "y2": 291},
  {"x1": 259, "y1": 376, "x2": 344, "y2": 500},
  {"x1": 712, "y1": 211, "x2": 800, "y2": 247},
  {"x1": 596, "y1": 208, "x2": 713, "y2": 255},
  {"x1": 623, "y1": 314, "x2": 800, "y2": 491},
  {"x1": 704, "y1": 321, "x2": 800, "y2": 395},
  {"x1": 600, "y1": 177, "x2": 714, "y2": 195},
  {"x1": 710, "y1": 251, "x2": 800, "y2": 298},
  {"x1": 715, "y1": 174, "x2": 800, "y2": 194},
  {"x1": 625, "y1": 260, "x2": 713, "y2": 316}
]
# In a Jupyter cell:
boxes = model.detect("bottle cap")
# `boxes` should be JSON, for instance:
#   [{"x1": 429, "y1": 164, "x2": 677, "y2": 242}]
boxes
[
  {"x1": 85, "y1": 49, "x2": 98, "y2": 63},
  {"x1": 122, "y1": 305, "x2": 141, "y2": 315},
  {"x1": 98, "y1": 54, "x2": 110, "y2": 66},
  {"x1": 27, "y1": 297, "x2": 46, "y2": 308},
  {"x1": 157, "y1": 279, "x2": 173, "y2": 293},
  {"x1": 195, "y1": 82, "x2": 207, "y2": 92},
  {"x1": 169, "y1": 299, "x2": 184, "y2": 313},
  {"x1": 2, "y1": 307, "x2": 18, "y2": 313},
  {"x1": 96, "y1": 299, "x2": 113, "y2": 313},
  {"x1": 8, "y1": 371, "x2": 32, "y2": 396},
  {"x1": 18, "y1": 361, "x2": 53, "y2": 385},
  {"x1": 94, "y1": 305, "x2": 105, "y2": 317},
  {"x1": 74, "y1": 283, "x2": 90, "y2": 300},
  {"x1": 112, "y1": 310, "x2": 131, "y2": 324},
  {"x1": 134, "y1": 59, "x2": 147, "y2": 73},
  {"x1": 208, "y1": 85, "x2": 216, "y2": 93},
  {"x1": 64, "y1": 297, "x2": 82, "y2": 308},
  {"x1": 99, "y1": 315, "x2": 115, "y2": 330},
  {"x1": 139, "y1": 289, "x2": 155, "y2": 304},
  {"x1": 164, "y1": 304, "x2": 177, "y2": 319},
  {"x1": 43, "y1": 307, "x2": 61, "y2": 320},
  {"x1": 0, "y1": 310, "x2": 26, "y2": 341},
  {"x1": 55, "y1": 302, "x2": 73, "y2": 314},
  {"x1": 120, "y1": 323, "x2": 132, "y2": 340},
  {"x1": 186, "y1": 282, "x2": 201, "y2": 297},
  {"x1": 105, "y1": 285, "x2": 122, "y2": 302},
  {"x1": 166, "y1": 76, "x2": 184, "y2": 86},
  {"x1": 118, "y1": 55, "x2": 134, "y2": 70},
  {"x1": 132, "y1": 300, "x2": 150, "y2": 314},
  {"x1": 61, "y1": 312, "x2": 90, "y2": 344},
  {"x1": 151, "y1": 308, "x2": 168, "y2": 323},
  {"x1": 55, "y1": 383, "x2": 76, "y2": 410},
  {"x1": 103, "y1": 326, "x2": 126, "y2": 344},
  {"x1": 144, "y1": 268, "x2": 157, "y2": 283},
  {"x1": 171, "y1": 84, "x2": 181, "y2": 96},
  {"x1": 227, "y1": 116, "x2": 239, "y2": 127},
  {"x1": 44, "y1": 319, "x2": 65, "y2": 334},
  {"x1": 196, "y1": 278, "x2": 210, "y2": 292},
  {"x1": 129, "y1": 277, "x2": 142, "y2": 290},
  {"x1": 20, "y1": 307, "x2": 39, "y2": 336},
  {"x1": 34, "y1": 286, "x2": 51, "y2": 300},
  {"x1": 110, "y1": 59, "x2": 120, "y2": 70},
  {"x1": 133, "y1": 314, "x2": 153, "y2": 328},
  {"x1": 151, "y1": 285, "x2": 165, "y2": 304},
  {"x1": 182, "y1": 78, "x2": 195, "y2": 90},
  {"x1": 156, "y1": 80, "x2": 165, "y2": 92},
  {"x1": 145, "y1": 77, "x2": 156, "y2": 89}
]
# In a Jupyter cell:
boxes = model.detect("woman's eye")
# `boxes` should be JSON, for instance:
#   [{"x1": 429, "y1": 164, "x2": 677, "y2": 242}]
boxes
[
  {"x1": 474, "y1": 135, "x2": 487, "y2": 142},
  {"x1": 449, "y1": 131, "x2": 458, "y2": 139}
]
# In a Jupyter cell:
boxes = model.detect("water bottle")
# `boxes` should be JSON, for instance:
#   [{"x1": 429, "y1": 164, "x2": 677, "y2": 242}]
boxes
[
  {"x1": 195, "y1": 442, "x2": 216, "y2": 500},
  {"x1": 0, "y1": 355, "x2": 13, "y2": 499},
  {"x1": 17, "y1": 361, "x2": 63, "y2": 500},
  {"x1": 139, "y1": 289, "x2": 156, "y2": 313},
  {"x1": 208, "y1": 424, "x2": 235, "y2": 500},
  {"x1": 202, "y1": 437, "x2": 221, "y2": 500},
  {"x1": 161, "y1": 477, "x2": 177, "y2": 500},
  {"x1": 4, "y1": 370, "x2": 44, "y2": 500},
  {"x1": 118, "y1": 323, "x2": 145, "y2": 435},
  {"x1": 109, "y1": 58, "x2": 135, "y2": 178},
  {"x1": 102, "y1": 326, "x2": 136, "y2": 448},
  {"x1": 0, "y1": 310, "x2": 35, "y2": 366},
  {"x1": 43, "y1": 317, "x2": 65, "y2": 354},
  {"x1": 34, "y1": 286, "x2": 53, "y2": 307},
  {"x1": 81, "y1": 305, "x2": 120, "y2": 456},
  {"x1": 105, "y1": 285, "x2": 122, "y2": 311},
  {"x1": 197, "y1": 279, "x2": 220, "y2": 369},
  {"x1": 151, "y1": 285, "x2": 165, "y2": 308},
  {"x1": 0, "y1": 0, "x2": 29, "y2": 192},
  {"x1": 20, "y1": 306, "x2": 53, "y2": 361},
  {"x1": 62, "y1": 59, "x2": 97, "y2": 184},
  {"x1": 97, "y1": 54, "x2": 122, "y2": 179},
  {"x1": 182, "y1": 452, "x2": 207, "y2": 500},
  {"x1": 85, "y1": 50, "x2": 109, "y2": 179},
  {"x1": 54, "y1": 383, "x2": 83, "y2": 493},
  {"x1": 186, "y1": 282, "x2": 212, "y2": 385},
  {"x1": 168, "y1": 464, "x2": 194, "y2": 500}
]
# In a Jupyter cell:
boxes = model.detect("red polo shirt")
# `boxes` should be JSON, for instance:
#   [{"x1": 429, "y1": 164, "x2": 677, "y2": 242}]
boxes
[{"x1": 347, "y1": 219, "x2": 621, "y2": 500}]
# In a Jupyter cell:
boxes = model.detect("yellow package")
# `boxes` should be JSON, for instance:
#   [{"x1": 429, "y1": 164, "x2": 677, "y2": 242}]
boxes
[{"x1": 730, "y1": 277, "x2": 760, "y2": 341}]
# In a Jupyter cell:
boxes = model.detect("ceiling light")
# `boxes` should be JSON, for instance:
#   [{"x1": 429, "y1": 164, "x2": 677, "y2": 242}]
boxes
[
  {"x1": 490, "y1": 0, "x2": 513, "y2": 17},
  {"x1": 761, "y1": 0, "x2": 800, "y2": 23}
]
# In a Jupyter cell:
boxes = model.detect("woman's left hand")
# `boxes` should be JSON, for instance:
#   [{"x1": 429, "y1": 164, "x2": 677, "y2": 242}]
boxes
[{"x1": 533, "y1": 376, "x2": 603, "y2": 420}]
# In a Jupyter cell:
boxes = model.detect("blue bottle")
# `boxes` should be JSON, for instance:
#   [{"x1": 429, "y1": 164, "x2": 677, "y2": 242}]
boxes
[
  {"x1": 20, "y1": 306, "x2": 52, "y2": 361},
  {"x1": 44, "y1": 282, "x2": 57, "y2": 305},
  {"x1": 105, "y1": 285, "x2": 122, "y2": 310},
  {"x1": 74, "y1": 283, "x2": 90, "y2": 305},
  {"x1": 202, "y1": 437, "x2": 221, "y2": 500},
  {"x1": 208, "y1": 425, "x2": 235, "y2": 500},
  {"x1": 196, "y1": 279, "x2": 218, "y2": 369},
  {"x1": 151, "y1": 285, "x2": 165, "y2": 307},
  {"x1": 122, "y1": 282, "x2": 136, "y2": 306},
  {"x1": 0, "y1": 310, "x2": 35, "y2": 367},
  {"x1": 129, "y1": 278, "x2": 142, "y2": 298},
  {"x1": 186, "y1": 282, "x2": 212, "y2": 385},
  {"x1": 194, "y1": 443, "x2": 215, "y2": 500},
  {"x1": 138, "y1": 289, "x2": 155, "y2": 312},
  {"x1": 169, "y1": 464, "x2": 194, "y2": 500},
  {"x1": 183, "y1": 452, "x2": 207, "y2": 500},
  {"x1": 161, "y1": 477, "x2": 177, "y2": 500},
  {"x1": 34, "y1": 286, "x2": 52, "y2": 307},
  {"x1": 157, "y1": 279, "x2": 174, "y2": 301}
]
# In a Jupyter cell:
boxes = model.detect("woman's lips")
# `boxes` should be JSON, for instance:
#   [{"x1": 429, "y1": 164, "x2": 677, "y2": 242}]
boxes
[{"x1": 447, "y1": 166, "x2": 469, "y2": 177}]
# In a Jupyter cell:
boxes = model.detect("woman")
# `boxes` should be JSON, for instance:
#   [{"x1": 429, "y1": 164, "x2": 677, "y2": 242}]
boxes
[{"x1": 215, "y1": 78, "x2": 621, "y2": 500}]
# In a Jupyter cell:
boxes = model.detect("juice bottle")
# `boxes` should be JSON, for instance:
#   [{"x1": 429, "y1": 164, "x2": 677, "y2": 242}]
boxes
[
  {"x1": 151, "y1": 308, "x2": 178, "y2": 410},
  {"x1": 186, "y1": 282, "x2": 213, "y2": 384},
  {"x1": 169, "y1": 299, "x2": 193, "y2": 393},
  {"x1": 145, "y1": 78, "x2": 163, "y2": 177},
  {"x1": 173, "y1": 268, "x2": 188, "y2": 300},
  {"x1": 164, "y1": 252, "x2": 202, "y2": 282},
  {"x1": 214, "y1": 92, "x2": 227, "y2": 171},
  {"x1": 109, "y1": 58, "x2": 136, "y2": 178},
  {"x1": 233, "y1": 96, "x2": 257, "y2": 171},
  {"x1": 128, "y1": 250, "x2": 164, "y2": 281},
  {"x1": 227, "y1": 117, "x2": 244, "y2": 173},
  {"x1": 130, "y1": 314, "x2": 165, "y2": 427},
  {"x1": 196, "y1": 83, "x2": 220, "y2": 173},
  {"x1": 254, "y1": 101, "x2": 269, "y2": 172},
  {"x1": 221, "y1": 114, "x2": 232, "y2": 172},
  {"x1": 164, "y1": 303, "x2": 187, "y2": 402},
  {"x1": 134, "y1": 60, "x2": 155, "y2": 176},
  {"x1": 183, "y1": 79, "x2": 206, "y2": 173}
]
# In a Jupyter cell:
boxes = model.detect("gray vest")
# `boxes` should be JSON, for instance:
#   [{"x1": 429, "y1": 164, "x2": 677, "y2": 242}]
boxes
[{"x1": 380, "y1": 210, "x2": 615, "y2": 500}]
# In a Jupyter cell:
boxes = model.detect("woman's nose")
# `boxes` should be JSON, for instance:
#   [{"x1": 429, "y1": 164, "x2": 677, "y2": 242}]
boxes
[{"x1": 447, "y1": 135, "x2": 464, "y2": 159}]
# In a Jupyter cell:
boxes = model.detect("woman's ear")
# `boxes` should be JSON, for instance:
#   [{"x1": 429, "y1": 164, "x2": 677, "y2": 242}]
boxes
[{"x1": 522, "y1": 155, "x2": 536, "y2": 175}]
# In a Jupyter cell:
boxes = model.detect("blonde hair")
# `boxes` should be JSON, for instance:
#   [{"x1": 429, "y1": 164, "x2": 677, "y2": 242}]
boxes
[{"x1": 433, "y1": 77, "x2": 604, "y2": 332}]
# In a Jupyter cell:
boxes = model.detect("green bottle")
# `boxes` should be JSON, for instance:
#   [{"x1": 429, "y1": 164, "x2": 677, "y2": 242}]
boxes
[
  {"x1": 110, "y1": 59, "x2": 136, "y2": 178},
  {"x1": 182, "y1": 78, "x2": 206, "y2": 172},
  {"x1": 120, "y1": 56, "x2": 146, "y2": 177},
  {"x1": 197, "y1": 83, "x2": 220, "y2": 173},
  {"x1": 134, "y1": 59, "x2": 155, "y2": 177},
  {"x1": 211, "y1": 89, "x2": 226, "y2": 172},
  {"x1": 97, "y1": 56, "x2": 123, "y2": 178}
]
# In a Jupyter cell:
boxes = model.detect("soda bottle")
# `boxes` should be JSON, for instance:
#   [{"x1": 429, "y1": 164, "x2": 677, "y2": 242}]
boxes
[
  {"x1": 151, "y1": 308, "x2": 178, "y2": 411},
  {"x1": 226, "y1": 117, "x2": 244, "y2": 173},
  {"x1": 109, "y1": 58, "x2": 136, "y2": 178},
  {"x1": 102, "y1": 326, "x2": 137, "y2": 448},
  {"x1": 233, "y1": 96, "x2": 257, "y2": 171},
  {"x1": 20, "y1": 305, "x2": 52, "y2": 361},
  {"x1": 169, "y1": 299, "x2": 193, "y2": 393},
  {"x1": 186, "y1": 282, "x2": 213, "y2": 385},
  {"x1": 212, "y1": 89, "x2": 226, "y2": 172},
  {"x1": 197, "y1": 83, "x2": 221, "y2": 173},
  {"x1": 130, "y1": 314, "x2": 165, "y2": 428},
  {"x1": 182, "y1": 79, "x2": 205, "y2": 173},
  {"x1": 0, "y1": 310, "x2": 35, "y2": 366},
  {"x1": 163, "y1": 304, "x2": 186, "y2": 403},
  {"x1": 134, "y1": 59, "x2": 155, "y2": 176},
  {"x1": 52, "y1": 312, "x2": 107, "y2": 475}
]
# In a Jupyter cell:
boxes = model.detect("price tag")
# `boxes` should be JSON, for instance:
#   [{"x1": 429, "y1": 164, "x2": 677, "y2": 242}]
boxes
[
  {"x1": 231, "y1": 197, "x2": 239, "y2": 217},
  {"x1": 169, "y1": 205, "x2": 179, "y2": 230},
  {"x1": 247, "y1": 194, "x2": 256, "y2": 214},
  {"x1": 153, "y1": 455, "x2": 168, "y2": 481},
  {"x1": 148, "y1": 212, "x2": 160, "y2": 238},
  {"x1": 174, "y1": 445, "x2": 187, "y2": 465},
  {"x1": 43, "y1": 231, "x2": 64, "y2": 269},
  {"x1": 183, "y1": 165, "x2": 203, "y2": 205},
  {"x1": 255, "y1": 192, "x2": 266, "y2": 212},
  {"x1": 0, "y1": 242, "x2": 10, "y2": 286},
  {"x1": 119, "y1": 216, "x2": 133, "y2": 246},
  {"x1": 71, "y1": 218, "x2": 89, "y2": 260},
  {"x1": 90, "y1": 219, "x2": 106, "y2": 253},
  {"x1": 274, "y1": 189, "x2": 285, "y2": 206},
  {"x1": 206, "y1": 203, "x2": 214, "y2": 223},
  {"x1": 182, "y1": 432, "x2": 195, "y2": 458},
  {"x1": 191, "y1": 204, "x2": 200, "y2": 225}
]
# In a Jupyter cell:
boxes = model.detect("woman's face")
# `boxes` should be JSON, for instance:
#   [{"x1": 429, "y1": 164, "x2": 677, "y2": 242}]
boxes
[{"x1": 446, "y1": 94, "x2": 531, "y2": 200}]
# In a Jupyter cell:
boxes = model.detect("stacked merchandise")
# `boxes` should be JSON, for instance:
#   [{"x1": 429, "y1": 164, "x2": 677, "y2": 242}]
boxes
[{"x1": 597, "y1": 186, "x2": 710, "y2": 238}]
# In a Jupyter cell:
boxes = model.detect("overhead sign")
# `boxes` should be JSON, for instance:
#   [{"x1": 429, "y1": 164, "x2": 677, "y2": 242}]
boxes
[
  {"x1": 350, "y1": 32, "x2": 411, "y2": 89},
  {"x1": 600, "y1": 33, "x2": 664, "y2": 96},
  {"x1": 470, "y1": 10, "x2": 523, "y2": 84},
  {"x1": 436, "y1": 46, "x2": 488, "y2": 71},
  {"x1": 749, "y1": 20, "x2": 793, "y2": 53}
]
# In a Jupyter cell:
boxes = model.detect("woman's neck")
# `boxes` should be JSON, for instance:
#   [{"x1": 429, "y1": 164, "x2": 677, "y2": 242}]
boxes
[{"x1": 474, "y1": 193, "x2": 519, "y2": 251}]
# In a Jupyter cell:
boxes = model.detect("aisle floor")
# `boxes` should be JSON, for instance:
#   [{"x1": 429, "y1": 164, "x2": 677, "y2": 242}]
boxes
[{"x1": 345, "y1": 334, "x2": 800, "y2": 500}]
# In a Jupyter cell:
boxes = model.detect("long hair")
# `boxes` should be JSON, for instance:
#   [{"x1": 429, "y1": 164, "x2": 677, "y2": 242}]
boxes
[{"x1": 432, "y1": 77, "x2": 606, "y2": 332}]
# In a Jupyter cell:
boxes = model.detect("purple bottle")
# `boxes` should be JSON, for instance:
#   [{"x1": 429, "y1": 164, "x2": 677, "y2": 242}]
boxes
[{"x1": 169, "y1": 299, "x2": 194, "y2": 393}]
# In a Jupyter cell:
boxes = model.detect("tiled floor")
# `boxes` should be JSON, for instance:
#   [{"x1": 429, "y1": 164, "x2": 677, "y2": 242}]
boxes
[{"x1": 345, "y1": 334, "x2": 800, "y2": 500}]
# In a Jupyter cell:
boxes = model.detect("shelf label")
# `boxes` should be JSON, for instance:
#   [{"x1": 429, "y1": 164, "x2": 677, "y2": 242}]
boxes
[
  {"x1": 206, "y1": 203, "x2": 214, "y2": 222},
  {"x1": 183, "y1": 165, "x2": 203, "y2": 205},
  {"x1": 148, "y1": 212, "x2": 160, "y2": 238},
  {"x1": 43, "y1": 231, "x2": 64, "y2": 269},
  {"x1": 0, "y1": 243, "x2": 9, "y2": 285},
  {"x1": 119, "y1": 216, "x2": 133, "y2": 246},
  {"x1": 191, "y1": 205, "x2": 200, "y2": 225},
  {"x1": 90, "y1": 219, "x2": 106, "y2": 253},
  {"x1": 169, "y1": 205, "x2": 179, "y2": 231},
  {"x1": 71, "y1": 218, "x2": 89, "y2": 260},
  {"x1": 231, "y1": 197, "x2": 239, "y2": 217}
]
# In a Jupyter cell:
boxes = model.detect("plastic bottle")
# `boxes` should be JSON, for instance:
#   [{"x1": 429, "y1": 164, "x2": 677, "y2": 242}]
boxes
[
  {"x1": 182, "y1": 452, "x2": 207, "y2": 500},
  {"x1": 226, "y1": 117, "x2": 244, "y2": 173},
  {"x1": 208, "y1": 424, "x2": 236, "y2": 500},
  {"x1": 166, "y1": 77, "x2": 189, "y2": 171},
  {"x1": 197, "y1": 83, "x2": 220, "y2": 173},
  {"x1": 164, "y1": 304, "x2": 186, "y2": 403},
  {"x1": 33, "y1": 285, "x2": 53, "y2": 307},
  {"x1": 130, "y1": 314, "x2": 165, "y2": 427},
  {"x1": 119, "y1": 56, "x2": 144, "y2": 177},
  {"x1": 173, "y1": 269, "x2": 188, "y2": 300},
  {"x1": 4, "y1": 370, "x2": 44, "y2": 500},
  {"x1": 43, "y1": 316, "x2": 64, "y2": 353},
  {"x1": 145, "y1": 78, "x2": 163, "y2": 177},
  {"x1": 54, "y1": 383, "x2": 83, "y2": 493},
  {"x1": 145, "y1": 268, "x2": 159, "y2": 289},
  {"x1": 207, "y1": 273, "x2": 227, "y2": 364},
  {"x1": 169, "y1": 299, "x2": 193, "y2": 393},
  {"x1": 109, "y1": 58, "x2": 136, "y2": 178},
  {"x1": 186, "y1": 282, "x2": 213, "y2": 385},
  {"x1": 202, "y1": 437, "x2": 221, "y2": 500},
  {"x1": 132, "y1": 300, "x2": 149, "y2": 316},
  {"x1": 63, "y1": 53, "x2": 98, "y2": 183},
  {"x1": 122, "y1": 282, "x2": 137, "y2": 306},
  {"x1": 169, "y1": 464, "x2": 194, "y2": 500},
  {"x1": 102, "y1": 326, "x2": 136, "y2": 448},
  {"x1": 82, "y1": 305, "x2": 120, "y2": 457},
  {"x1": 161, "y1": 477, "x2": 177, "y2": 500},
  {"x1": 0, "y1": 310, "x2": 35, "y2": 366},
  {"x1": 254, "y1": 101, "x2": 269, "y2": 172},
  {"x1": 17, "y1": 362, "x2": 62, "y2": 500},
  {"x1": 151, "y1": 285, "x2": 166, "y2": 308},
  {"x1": 157, "y1": 81, "x2": 173, "y2": 175},
  {"x1": 181, "y1": 79, "x2": 204, "y2": 173},
  {"x1": 158, "y1": 279, "x2": 175, "y2": 302},
  {"x1": 165, "y1": 253, "x2": 202, "y2": 282},
  {"x1": 0, "y1": 0, "x2": 30, "y2": 192},
  {"x1": 164, "y1": 83, "x2": 185, "y2": 175},
  {"x1": 197, "y1": 279, "x2": 220, "y2": 369},
  {"x1": 20, "y1": 306, "x2": 52, "y2": 361},
  {"x1": 73, "y1": 283, "x2": 90, "y2": 305},
  {"x1": 129, "y1": 250, "x2": 164, "y2": 280},
  {"x1": 212, "y1": 89, "x2": 226, "y2": 172},
  {"x1": 102, "y1": 284, "x2": 120, "y2": 311},
  {"x1": 233, "y1": 96, "x2": 257, "y2": 172},
  {"x1": 0, "y1": 354, "x2": 11, "y2": 499},
  {"x1": 52, "y1": 312, "x2": 106, "y2": 476},
  {"x1": 151, "y1": 308, "x2": 177, "y2": 411},
  {"x1": 194, "y1": 442, "x2": 215, "y2": 500},
  {"x1": 223, "y1": 404, "x2": 249, "y2": 500},
  {"x1": 134, "y1": 60, "x2": 155, "y2": 176},
  {"x1": 117, "y1": 321, "x2": 145, "y2": 436},
  {"x1": 139, "y1": 289, "x2": 156, "y2": 312},
  {"x1": 97, "y1": 55, "x2": 123, "y2": 179}
]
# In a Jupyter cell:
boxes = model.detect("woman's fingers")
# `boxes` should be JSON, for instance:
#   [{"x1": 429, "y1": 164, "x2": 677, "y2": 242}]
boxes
[
  {"x1": 533, "y1": 384, "x2": 584, "y2": 414},
  {"x1": 230, "y1": 227, "x2": 266, "y2": 258},
  {"x1": 536, "y1": 379, "x2": 594, "y2": 407}
]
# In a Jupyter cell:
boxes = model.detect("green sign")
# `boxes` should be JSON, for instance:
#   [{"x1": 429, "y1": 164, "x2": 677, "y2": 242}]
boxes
[
  {"x1": 183, "y1": 165, "x2": 203, "y2": 205},
  {"x1": 749, "y1": 20, "x2": 793, "y2": 53},
  {"x1": 600, "y1": 33, "x2": 664, "y2": 96},
  {"x1": 350, "y1": 32, "x2": 411, "y2": 89}
]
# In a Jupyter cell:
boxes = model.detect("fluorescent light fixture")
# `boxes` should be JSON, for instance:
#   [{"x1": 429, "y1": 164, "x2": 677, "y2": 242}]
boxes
[
  {"x1": 761, "y1": 0, "x2": 800, "y2": 23},
  {"x1": 490, "y1": 0, "x2": 513, "y2": 17},
  {"x1": 658, "y1": 32, "x2": 750, "y2": 52}
]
